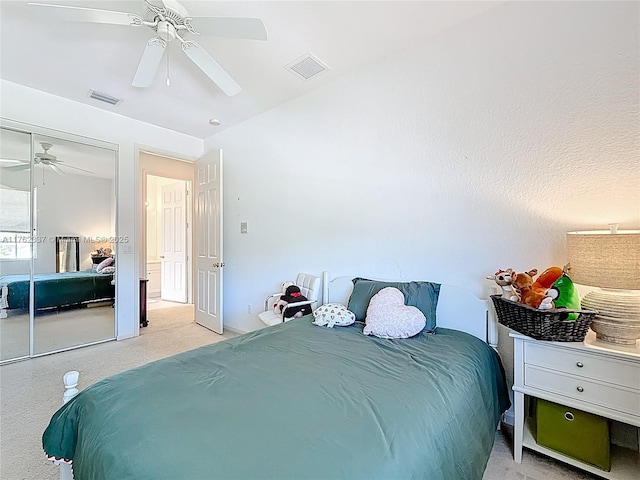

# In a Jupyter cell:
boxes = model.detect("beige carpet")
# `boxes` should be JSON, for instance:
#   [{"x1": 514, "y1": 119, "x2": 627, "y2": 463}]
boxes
[
  {"x1": 1, "y1": 304, "x2": 115, "y2": 361},
  {"x1": 1, "y1": 307, "x2": 600, "y2": 480}
]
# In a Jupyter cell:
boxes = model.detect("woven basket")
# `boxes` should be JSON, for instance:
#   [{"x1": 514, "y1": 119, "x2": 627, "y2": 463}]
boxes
[{"x1": 491, "y1": 295, "x2": 597, "y2": 342}]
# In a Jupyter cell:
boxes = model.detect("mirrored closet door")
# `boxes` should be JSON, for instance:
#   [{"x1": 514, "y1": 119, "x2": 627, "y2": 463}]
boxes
[
  {"x1": 0, "y1": 128, "x2": 32, "y2": 361},
  {"x1": 0, "y1": 125, "x2": 117, "y2": 362}
]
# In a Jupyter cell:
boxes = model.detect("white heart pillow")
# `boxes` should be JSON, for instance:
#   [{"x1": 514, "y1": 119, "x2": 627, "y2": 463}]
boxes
[
  {"x1": 363, "y1": 287, "x2": 426, "y2": 338},
  {"x1": 312, "y1": 303, "x2": 355, "y2": 328}
]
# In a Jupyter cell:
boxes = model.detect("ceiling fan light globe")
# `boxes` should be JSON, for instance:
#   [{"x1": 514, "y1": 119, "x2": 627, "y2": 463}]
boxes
[{"x1": 157, "y1": 21, "x2": 176, "y2": 41}]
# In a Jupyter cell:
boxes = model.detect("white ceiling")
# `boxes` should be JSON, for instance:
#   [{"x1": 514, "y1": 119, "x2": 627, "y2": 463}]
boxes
[{"x1": 0, "y1": 1, "x2": 501, "y2": 140}]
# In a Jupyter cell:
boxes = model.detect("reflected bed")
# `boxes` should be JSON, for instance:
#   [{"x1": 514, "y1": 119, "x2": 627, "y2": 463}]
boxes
[{"x1": 0, "y1": 271, "x2": 114, "y2": 317}]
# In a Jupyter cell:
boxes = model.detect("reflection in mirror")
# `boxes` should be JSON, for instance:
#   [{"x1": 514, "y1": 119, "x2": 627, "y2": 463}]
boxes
[
  {"x1": 30, "y1": 134, "x2": 117, "y2": 356},
  {"x1": 1, "y1": 128, "x2": 117, "y2": 362},
  {"x1": 0, "y1": 127, "x2": 32, "y2": 362},
  {"x1": 56, "y1": 236, "x2": 80, "y2": 273}
]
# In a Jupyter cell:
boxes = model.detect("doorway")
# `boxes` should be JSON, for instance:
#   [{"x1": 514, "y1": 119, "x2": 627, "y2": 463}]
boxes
[
  {"x1": 146, "y1": 175, "x2": 189, "y2": 304},
  {"x1": 140, "y1": 149, "x2": 223, "y2": 335},
  {"x1": 140, "y1": 151, "x2": 194, "y2": 329}
]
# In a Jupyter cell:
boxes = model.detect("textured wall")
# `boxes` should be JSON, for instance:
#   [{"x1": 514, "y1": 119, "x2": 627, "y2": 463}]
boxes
[{"x1": 206, "y1": 1, "x2": 639, "y2": 334}]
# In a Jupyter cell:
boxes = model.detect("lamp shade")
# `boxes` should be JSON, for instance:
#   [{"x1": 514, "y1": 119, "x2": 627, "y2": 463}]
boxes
[{"x1": 566, "y1": 230, "x2": 640, "y2": 290}]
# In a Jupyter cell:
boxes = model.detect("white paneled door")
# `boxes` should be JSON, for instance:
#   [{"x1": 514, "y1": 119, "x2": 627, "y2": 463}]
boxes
[
  {"x1": 194, "y1": 150, "x2": 223, "y2": 334},
  {"x1": 160, "y1": 182, "x2": 187, "y2": 303}
]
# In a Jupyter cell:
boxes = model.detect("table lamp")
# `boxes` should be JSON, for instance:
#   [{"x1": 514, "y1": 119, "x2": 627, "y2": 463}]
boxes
[{"x1": 566, "y1": 225, "x2": 640, "y2": 345}]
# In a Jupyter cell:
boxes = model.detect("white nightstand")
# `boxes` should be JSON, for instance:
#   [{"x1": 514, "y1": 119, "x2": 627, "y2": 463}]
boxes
[{"x1": 511, "y1": 331, "x2": 640, "y2": 479}]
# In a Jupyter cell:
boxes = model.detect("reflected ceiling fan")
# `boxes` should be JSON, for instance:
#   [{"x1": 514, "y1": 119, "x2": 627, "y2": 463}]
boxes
[
  {"x1": 2, "y1": 142, "x2": 94, "y2": 176},
  {"x1": 29, "y1": 0, "x2": 268, "y2": 95}
]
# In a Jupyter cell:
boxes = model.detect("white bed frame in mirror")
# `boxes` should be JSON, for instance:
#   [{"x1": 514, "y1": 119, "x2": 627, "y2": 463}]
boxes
[{"x1": 321, "y1": 272, "x2": 498, "y2": 347}]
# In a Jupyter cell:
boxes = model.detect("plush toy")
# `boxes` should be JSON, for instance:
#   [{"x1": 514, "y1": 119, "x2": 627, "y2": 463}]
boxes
[
  {"x1": 273, "y1": 285, "x2": 312, "y2": 319},
  {"x1": 280, "y1": 281, "x2": 295, "y2": 292},
  {"x1": 511, "y1": 269, "x2": 554, "y2": 310},
  {"x1": 531, "y1": 266, "x2": 563, "y2": 293},
  {"x1": 546, "y1": 266, "x2": 582, "y2": 320},
  {"x1": 272, "y1": 281, "x2": 295, "y2": 315},
  {"x1": 486, "y1": 268, "x2": 520, "y2": 302}
]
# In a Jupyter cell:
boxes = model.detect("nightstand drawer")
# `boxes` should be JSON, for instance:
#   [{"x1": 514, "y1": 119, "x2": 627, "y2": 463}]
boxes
[
  {"x1": 525, "y1": 342, "x2": 640, "y2": 390},
  {"x1": 525, "y1": 365, "x2": 640, "y2": 417}
]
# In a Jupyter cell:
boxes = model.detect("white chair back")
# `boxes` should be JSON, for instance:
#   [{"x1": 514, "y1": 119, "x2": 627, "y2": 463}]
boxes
[{"x1": 295, "y1": 273, "x2": 321, "y2": 302}]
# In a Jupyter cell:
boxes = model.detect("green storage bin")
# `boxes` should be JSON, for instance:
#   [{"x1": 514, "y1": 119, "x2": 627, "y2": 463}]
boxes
[{"x1": 536, "y1": 399, "x2": 610, "y2": 471}]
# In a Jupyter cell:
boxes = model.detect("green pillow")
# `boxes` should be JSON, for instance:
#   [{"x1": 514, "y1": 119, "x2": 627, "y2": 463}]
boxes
[
  {"x1": 346, "y1": 277, "x2": 440, "y2": 332},
  {"x1": 549, "y1": 274, "x2": 581, "y2": 321}
]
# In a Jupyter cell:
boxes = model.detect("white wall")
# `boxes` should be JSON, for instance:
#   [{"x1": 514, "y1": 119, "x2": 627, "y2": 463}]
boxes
[
  {"x1": 0, "y1": 169, "x2": 113, "y2": 275},
  {"x1": 37, "y1": 172, "x2": 114, "y2": 273},
  {"x1": 0, "y1": 80, "x2": 203, "y2": 340},
  {"x1": 205, "y1": 0, "x2": 639, "y2": 342},
  {"x1": 146, "y1": 175, "x2": 160, "y2": 261}
]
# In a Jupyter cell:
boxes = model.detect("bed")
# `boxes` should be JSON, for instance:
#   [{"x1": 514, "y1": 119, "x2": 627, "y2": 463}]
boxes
[
  {"x1": 42, "y1": 273, "x2": 510, "y2": 480},
  {"x1": 0, "y1": 271, "x2": 115, "y2": 318}
]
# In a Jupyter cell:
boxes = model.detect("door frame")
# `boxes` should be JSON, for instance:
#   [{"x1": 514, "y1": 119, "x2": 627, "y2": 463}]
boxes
[{"x1": 139, "y1": 152, "x2": 195, "y2": 306}]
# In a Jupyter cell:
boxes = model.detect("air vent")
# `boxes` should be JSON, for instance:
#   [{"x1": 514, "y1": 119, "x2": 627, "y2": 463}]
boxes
[
  {"x1": 284, "y1": 52, "x2": 330, "y2": 81},
  {"x1": 87, "y1": 90, "x2": 122, "y2": 106}
]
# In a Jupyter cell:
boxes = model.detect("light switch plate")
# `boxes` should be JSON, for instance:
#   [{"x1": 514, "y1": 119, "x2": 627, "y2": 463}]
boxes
[{"x1": 240, "y1": 222, "x2": 248, "y2": 234}]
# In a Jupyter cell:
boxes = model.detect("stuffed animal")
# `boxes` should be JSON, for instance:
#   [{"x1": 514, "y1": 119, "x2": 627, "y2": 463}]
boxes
[
  {"x1": 486, "y1": 268, "x2": 520, "y2": 302},
  {"x1": 531, "y1": 266, "x2": 563, "y2": 293},
  {"x1": 272, "y1": 281, "x2": 296, "y2": 315},
  {"x1": 280, "y1": 281, "x2": 295, "y2": 292},
  {"x1": 273, "y1": 285, "x2": 312, "y2": 319},
  {"x1": 546, "y1": 265, "x2": 582, "y2": 320},
  {"x1": 511, "y1": 269, "x2": 554, "y2": 310}
]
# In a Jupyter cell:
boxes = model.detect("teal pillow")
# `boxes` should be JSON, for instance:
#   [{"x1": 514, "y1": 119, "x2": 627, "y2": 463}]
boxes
[{"x1": 346, "y1": 277, "x2": 440, "y2": 332}]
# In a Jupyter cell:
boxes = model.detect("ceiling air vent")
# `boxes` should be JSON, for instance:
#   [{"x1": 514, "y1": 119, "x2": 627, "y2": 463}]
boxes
[
  {"x1": 284, "y1": 52, "x2": 330, "y2": 81},
  {"x1": 87, "y1": 89, "x2": 122, "y2": 106}
]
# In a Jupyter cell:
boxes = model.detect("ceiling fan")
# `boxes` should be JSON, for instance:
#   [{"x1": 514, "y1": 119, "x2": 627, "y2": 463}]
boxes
[
  {"x1": 2, "y1": 142, "x2": 94, "y2": 176},
  {"x1": 29, "y1": 0, "x2": 268, "y2": 96}
]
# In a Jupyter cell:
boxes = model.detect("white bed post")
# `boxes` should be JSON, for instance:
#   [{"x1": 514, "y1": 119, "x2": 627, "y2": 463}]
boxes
[
  {"x1": 322, "y1": 271, "x2": 329, "y2": 305},
  {"x1": 0, "y1": 283, "x2": 8, "y2": 318},
  {"x1": 60, "y1": 371, "x2": 79, "y2": 480}
]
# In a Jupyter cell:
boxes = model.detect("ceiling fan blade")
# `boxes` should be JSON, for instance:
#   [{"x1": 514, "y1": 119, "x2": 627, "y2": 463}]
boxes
[
  {"x1": 60, "y1": 163, "x2": 95, "y2": 175},
  {"x1": 28, "y1": 3, "x2": 143, "y2": 26},
  {"x1": 0, "y1": 158, "x2": 28, "y2": 164},
  {"x1": 185, "y1": 16, "x2": 267, "y2": 40},
  {"x1": 3, "y1": 164, "x2": 32, "y2": 171},
  {"x1": 132, "y1": 38, "x2": 167, "y2": 88},
  {"x1": 49, "y1": 163, "x2": 65, "y2": 176},
  {"x1": 182, "y1": 41, "x2": 241, "y2": 96}
]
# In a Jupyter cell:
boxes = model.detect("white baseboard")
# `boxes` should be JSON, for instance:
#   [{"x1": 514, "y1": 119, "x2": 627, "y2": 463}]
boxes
[{"x1": 223, "y1": 325, "x2": 249, "y2": 336}]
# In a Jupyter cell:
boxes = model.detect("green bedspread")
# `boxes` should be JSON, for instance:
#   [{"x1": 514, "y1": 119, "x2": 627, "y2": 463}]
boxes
[
  {"x1": 0, "y1": 271, "x2": 114, "y2": 310},
  {"x1": 43, "y1": 317, "x2": 510, "y2": 480}
]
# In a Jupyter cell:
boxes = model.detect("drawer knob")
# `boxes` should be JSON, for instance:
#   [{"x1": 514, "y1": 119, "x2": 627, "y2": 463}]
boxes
[
  {"x1": 564, "y1": 412, "x2": 575, "y2": 421},
  {"x1": 577, "y1": 386, "x2": 584, "y2": 393},
  {"x1": 576, "y1": 362, "x2": 584, "y2": 368}
]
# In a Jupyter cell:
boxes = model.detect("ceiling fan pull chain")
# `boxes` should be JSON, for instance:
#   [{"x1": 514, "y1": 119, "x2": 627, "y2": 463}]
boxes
[{"x1": 166, "y1": 47, "x2": 171, "y2": 86}]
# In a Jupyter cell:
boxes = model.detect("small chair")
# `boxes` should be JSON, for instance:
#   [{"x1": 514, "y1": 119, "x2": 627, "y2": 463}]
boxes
[{"x1": 258, "y1": 273, "x2": 321, "y2": 327}]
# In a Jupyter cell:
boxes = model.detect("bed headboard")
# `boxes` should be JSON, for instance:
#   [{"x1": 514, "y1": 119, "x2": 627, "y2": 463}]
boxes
[{"x1": 321, "y1": 272, "x2": 498, "y2": 347}]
